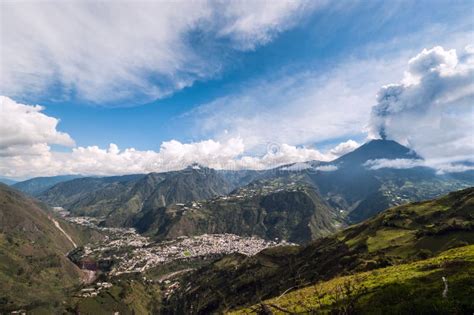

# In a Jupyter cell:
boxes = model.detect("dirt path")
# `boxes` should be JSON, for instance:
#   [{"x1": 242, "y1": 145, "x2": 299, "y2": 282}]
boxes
[{"x1": 50, "y1": 217, "x2": 77, "y2": 248}]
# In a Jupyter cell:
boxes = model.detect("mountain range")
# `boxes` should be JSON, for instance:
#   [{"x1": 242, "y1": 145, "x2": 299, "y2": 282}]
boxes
[
  {"x1": 29, "y1": 139, "x2": 473, "y2": 244},
  {"x1": 12, "y1": 175, "x2": 83, "y2": 196},
  {"x1": 38, "y1": 167, "x2": 234, "y2": 227},
  {"x1": 163, "y1": 187, "x2": 474, "y2": 313},
  {"x1": 132, "y1": 177, "x2": 340, "y2": 243},
  {"x1": 0, "y1": 140, "x2": 472, "y2": 313}
]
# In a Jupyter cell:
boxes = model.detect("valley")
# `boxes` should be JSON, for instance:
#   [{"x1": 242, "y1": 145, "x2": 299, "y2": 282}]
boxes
[
  {"x1": 62, "y1": 212, "x2": 292, "y2": 277},
  {"x1": 3, "y1": 4, "x2": 474, "y2": 314},
  {"x1": 1, "y1": 140, "x2": 473, "y2": 314}
]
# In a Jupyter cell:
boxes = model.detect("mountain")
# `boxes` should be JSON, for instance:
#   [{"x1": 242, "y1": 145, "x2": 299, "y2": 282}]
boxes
[
  {"x1": 163, "y1": 187, "x2": 474, "y2": 314},
  {"x1": 13, "y1": 175, "x2": 83, "y2": 196},
  {"x1": 0, "y1": 178, "x2": 18, "y2": 186},
  {"x1": 37, "y1": 140, "x2": 473, "y2": 237},
  {"x1": 333, "y1": 139, "x2": 421, "y2": 167},
  {"x1": 39, "y1": 167, "x2": 233, "y2": 226},
  {"x1": 284, "y1": 140, "x2": 474, "y2": 223},
  {"x1": 132, "y1": 176, "x2": 340, "y2": 243},
  {"x1": 0, "y1": 184, "x2": 99, "y2": 313},
  {"x1": 217, "y1": 169, "x2": 263, "y2": 189}
]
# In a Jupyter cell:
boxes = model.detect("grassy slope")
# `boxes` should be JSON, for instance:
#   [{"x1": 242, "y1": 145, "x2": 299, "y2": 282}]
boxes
[
  {"x1": 163, "y1": 187, "x2": 473, "y2": 314},
  {"x1": 70, "y1": 276, "x2": 162, "y2": 315},
  {"x1": 232, "y1": 245, "x2": 474, "y2": 314},
  {"x1": 0, "y1": 184, "x2": 101, "y2": 313}
]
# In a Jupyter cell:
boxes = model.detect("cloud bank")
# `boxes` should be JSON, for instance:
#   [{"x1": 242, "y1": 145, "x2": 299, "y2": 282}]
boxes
[
  {"x1": 1, "y1": 96, "x2": 349, "y2": 178},
  {"x1": 0, "y1": 96, "x2": 74, "y2": 157},
  {"x1": 0, "y1": 0, "x2": 318, "y2": 104},
  {"x1": 364, "y1": 158, "x2": 474, "y2": 175},
  {"x1": 368, "y1": 45, "x2": 474, "y2": 162}
]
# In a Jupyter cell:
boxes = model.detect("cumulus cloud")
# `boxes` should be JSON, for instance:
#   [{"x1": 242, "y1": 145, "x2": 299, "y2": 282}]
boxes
[
  {"x1": 328, "y1": 140, "x2": 360, "y2": 158},
  {"x1": 234, "y1": 144, "x2": 331, "y2": 170},
  {"x1": 1, "y1": 95, "x2": 354, "y2": 178},
  {"x1": 189, "y1": 57, "x2": 406, "y2": 150},
  {"x1": 368, "y1": 45, "x2": 474, "y2": 162},
  {"x1": 0, "y1": 0, "x2": 318, "y2": 104},
  {"x1": 0, "y1": 138, "x2": 337, "y2": 178},
  {"x1": 0, "y1": 96, "x2": 74, "y2": 156},
  {"x1": 364, "y1": 158, "x2": 474, "y2": 175}
]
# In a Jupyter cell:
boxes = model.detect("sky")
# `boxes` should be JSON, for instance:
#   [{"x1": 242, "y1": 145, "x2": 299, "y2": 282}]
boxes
[{"x1": 1, "y1": 0, "x2": 473, "y2": 179}]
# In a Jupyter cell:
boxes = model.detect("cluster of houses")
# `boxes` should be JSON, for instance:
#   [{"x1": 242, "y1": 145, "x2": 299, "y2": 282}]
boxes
[
  {"x1": 78, "y1": 281, "x2": 113, "y2": 298},
  {"x1": 62, "y1": 215, "x2": 294, "y2": 277}
]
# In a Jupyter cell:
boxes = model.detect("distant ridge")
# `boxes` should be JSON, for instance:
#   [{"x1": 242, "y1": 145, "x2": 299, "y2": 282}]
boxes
[
  {"x1": 0, "y1": 177, "x2": 17, "y2": 186},
  {"x1": 13, "y1": 175, "x2": 83, "y2": 196},
  {"x1": 39, "y1": 167, "x2": 233, "y2": 226}
]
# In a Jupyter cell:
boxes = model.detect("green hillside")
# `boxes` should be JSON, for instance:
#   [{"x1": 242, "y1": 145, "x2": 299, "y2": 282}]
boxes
[
  {"x1": 163, "y1": 187, "x2": 474, "y2": 314},
  {"x1": 0, "y1": 184, "x2": 101, "y2": 313},
  {"x1": 39, "y1": 167, "x2": 233, "y2": 227},
  {"x1": 132, "y1": 177, "x2": 340, "y2": 243},
  {"x1": 232, "y1": 244, "x2": 474, "y2": 314}
]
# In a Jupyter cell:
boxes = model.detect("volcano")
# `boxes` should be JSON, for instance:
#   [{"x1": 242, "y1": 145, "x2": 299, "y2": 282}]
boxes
[{"x1": 334, "y1": 139, "x2": 422, "y2": 167}]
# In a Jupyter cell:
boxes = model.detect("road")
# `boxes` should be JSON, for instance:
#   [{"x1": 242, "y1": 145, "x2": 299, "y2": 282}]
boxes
[{"x1": 50, "y1": 216, "x2": 78, "y2": 248}]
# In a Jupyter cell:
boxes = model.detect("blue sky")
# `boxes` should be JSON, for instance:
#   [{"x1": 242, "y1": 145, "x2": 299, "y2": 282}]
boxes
[
  {"x1": 1, "y1": 0, "x2": 473, "y2": 178},
  {"x1": 16, "y1": 0, "x2": 473, "y2": 148}
]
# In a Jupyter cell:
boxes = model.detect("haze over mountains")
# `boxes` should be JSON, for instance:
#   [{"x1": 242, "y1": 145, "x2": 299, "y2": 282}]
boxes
[
  {"x1": 12, "y1": 175, "x2": 83, "y2": 196},
  {"x1": 0, "y1": 178, "x2": 17, "y2": 186}
]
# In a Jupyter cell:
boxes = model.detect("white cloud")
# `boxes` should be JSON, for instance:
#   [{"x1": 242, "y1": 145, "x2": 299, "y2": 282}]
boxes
[
  {"x1": 0, "y1": 96, "x2": 355, "y2": 178},
  {"x1": 216, "y1": 1, "x2": 320, "y2": 50},
  {"x1": 0, "y1": 138, "x2": 337, "y2": 178},
  {"x1": 364, "y1": 158, "x2": 474, "y2": 175},
  {"x1": 2, "y1": 94, "x2": 470, "y2": 178},
  {"x1": 189, "y1": 57, "x2": 406, "y2": 151},
  {"x1": 0, "y1": 0, "x2": 318, "y2": 104},
  {"x1": 280, "y1": 162, "x2": 337, "y2": 172},
  {"x1": 368, "y1": 45, "x2": 474, "y2": 162},
  {"x1": 280, "y1": 162, "x2": 313, "y2": 171},
  {"x1": 328, "y1": 140, "x2": 360, "y2": 158},
  {"x1": 234, "y1": 144, "x2": 331, "y2": 171},
  {"x1": 0, "y1": 96, "x2": 74, "y2": 156},
  {"x1": 315, "y1": 165, "x2": 338, "y2": 172},
  {"x1": 364, "y1": 158, "x2": 424, "y2": 170}
]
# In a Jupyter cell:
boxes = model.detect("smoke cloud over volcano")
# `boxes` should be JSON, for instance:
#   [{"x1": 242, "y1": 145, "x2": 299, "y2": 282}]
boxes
[{"x1": 368, "y1": 45, "x2": 474, "y2": 161}]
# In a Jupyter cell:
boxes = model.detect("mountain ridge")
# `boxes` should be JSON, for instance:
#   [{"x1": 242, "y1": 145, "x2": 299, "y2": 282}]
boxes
[
  {"x1": 163, "y1": 187, "x2": 474, "y2": 313},
  {"x1": 0, "y1": 184, "x2": 100, "y2": 313}
]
